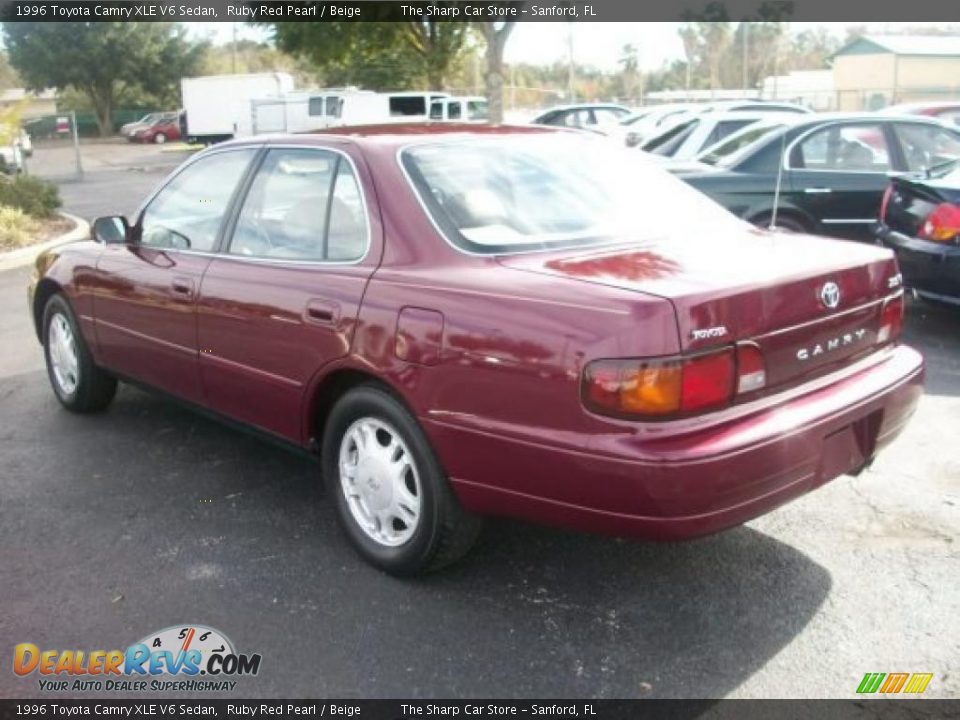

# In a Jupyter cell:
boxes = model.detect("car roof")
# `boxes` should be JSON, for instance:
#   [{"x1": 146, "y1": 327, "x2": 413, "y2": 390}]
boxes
[{"x1": 219, "y1": 123, "x2": 565, "y2": 153}]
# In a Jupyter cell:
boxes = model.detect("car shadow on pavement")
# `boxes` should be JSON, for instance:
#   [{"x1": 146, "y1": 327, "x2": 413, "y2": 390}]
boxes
[
  {"x1": 2, "y1": 374, "x2": 831, "y2": 700},
  {"x1": 904, "y1": 297, "x2": 960, "y2": 398}
]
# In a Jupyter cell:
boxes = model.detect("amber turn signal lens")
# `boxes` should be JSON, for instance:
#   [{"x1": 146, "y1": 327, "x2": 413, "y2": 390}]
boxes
[{"x1": 583, "y1": 348, "x2": 736, "y2": 418}]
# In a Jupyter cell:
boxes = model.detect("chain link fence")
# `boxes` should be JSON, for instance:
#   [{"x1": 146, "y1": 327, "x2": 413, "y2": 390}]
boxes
[{"x1": 21, "y1": 112, "x2": 83, "y2": 182}]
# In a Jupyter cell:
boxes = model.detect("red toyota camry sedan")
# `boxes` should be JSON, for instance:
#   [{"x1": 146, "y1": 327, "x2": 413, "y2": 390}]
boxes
[{"x1": 28, "y1": 125, "x2": 924, "y2": 575}]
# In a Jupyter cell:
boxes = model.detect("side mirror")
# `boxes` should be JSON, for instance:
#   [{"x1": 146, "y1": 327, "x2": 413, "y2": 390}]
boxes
[{"x1": 92, "y1": 216, "x2": 129, "y2": 245}]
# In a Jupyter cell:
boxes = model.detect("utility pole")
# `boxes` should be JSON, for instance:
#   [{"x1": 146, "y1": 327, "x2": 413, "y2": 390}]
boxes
[
  {"x1": 567, "y1": 23, "x2": 575, "y2": 102},
  {"x1": 231, "y1": 23, "x2": 238, "y2": 74},
  {"x1": 742, "y1": 23, "x2": 749, "y2": 96}
]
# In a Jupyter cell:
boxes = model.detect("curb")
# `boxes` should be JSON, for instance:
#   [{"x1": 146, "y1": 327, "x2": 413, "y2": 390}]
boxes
[{"x1": 0, "y1": 212, "x2": 90, "y2": 272}]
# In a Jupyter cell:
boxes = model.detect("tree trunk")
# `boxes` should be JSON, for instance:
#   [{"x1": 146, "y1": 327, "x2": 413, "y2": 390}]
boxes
[
  {"x1": 88, "y1": 84, "x2": 114, "y2": 137},
  {"x1": 481, "y1": 22, "x2": 515, "y2": 124}
]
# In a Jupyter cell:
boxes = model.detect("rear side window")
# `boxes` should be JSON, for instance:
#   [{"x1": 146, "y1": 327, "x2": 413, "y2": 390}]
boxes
[
  {"x1": 389, "y1": 96, "x2": 427, "y2": 117},
  {"x1": 429, "y1": 102, "x2": 443, "y2": 120},
  {"x1": 229, "y1": 148, "x2": 367, "y2": 262},
  {"x1": 326, "y1": 97, "x2": 342, "y2": 118},
  {"x1": 308, "y1": 97, "x2": 324, "y2": 117},
  {"x1": 140, "y1": 149, "x2": 255, "y2": 252},
  {"x1": 791, "y1": 123, "x2": 891, "y2": 171},
  {"x1": 448, "y1": 102, "x2": 462, "y2": 120}
]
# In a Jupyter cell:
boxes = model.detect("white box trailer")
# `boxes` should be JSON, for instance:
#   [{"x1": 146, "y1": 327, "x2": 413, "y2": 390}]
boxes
[
  {"x1": 250, "y1": 90, "x2": 450, "y2": 134},
  {"x1": 181, "y1": 72, "x2": 294, "y2": 143}
]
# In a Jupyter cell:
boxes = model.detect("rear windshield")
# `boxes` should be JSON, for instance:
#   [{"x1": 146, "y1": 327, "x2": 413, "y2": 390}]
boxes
[
  {"x1": 400, "y1": 134, "x2": 744, "y2": 255},
  {"x1": 643, "y1": 119, "x2": 699, "y2": 156},
  {"x1": 700, "y1": 123, "x2": 787, "y2": 166}
]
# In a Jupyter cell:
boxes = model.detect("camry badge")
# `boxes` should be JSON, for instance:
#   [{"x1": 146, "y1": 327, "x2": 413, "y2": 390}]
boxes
[{"x1": 820, "y1": 282, "x2": 841, "y2": 309}]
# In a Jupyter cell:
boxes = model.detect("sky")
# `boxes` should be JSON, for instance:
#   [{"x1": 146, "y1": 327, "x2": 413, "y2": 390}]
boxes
[{"x1": 190, "y1": 22, "x2": 940, "y2": 73}]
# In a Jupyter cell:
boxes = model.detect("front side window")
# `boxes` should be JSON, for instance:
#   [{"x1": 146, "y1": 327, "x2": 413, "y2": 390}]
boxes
[
  {"x1": 429, "y1": 102, "x2": 443, "y2": 120},
  {"x1": 895, "y1": 123, "x2": 960, "y2": 172},
  {"x1": 229, "y1": 148, "x2": 367, "y2": 262},
  {"x1": 140, "y1": 149, "x2": 255, "y2": 252},
  {"x1": 791, "y1": 123, "x2": 891, "y2": 171},
  {"x1": 448, "y1": 102, "x2": 462, "y2": 120},
  {"x1": 401, "y1": 134, "x2": 743, "y2": 255}
]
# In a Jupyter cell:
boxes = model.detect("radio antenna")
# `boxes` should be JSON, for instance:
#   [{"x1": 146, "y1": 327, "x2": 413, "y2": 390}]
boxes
[{"x1": 769, "y1": 128, "x2": 787, "y2": 230}]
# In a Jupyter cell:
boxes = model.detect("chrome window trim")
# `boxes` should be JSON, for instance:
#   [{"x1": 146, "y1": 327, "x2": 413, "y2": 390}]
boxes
[{"x1": 135, "y1": 143, "x2": 372, "y2": 267}]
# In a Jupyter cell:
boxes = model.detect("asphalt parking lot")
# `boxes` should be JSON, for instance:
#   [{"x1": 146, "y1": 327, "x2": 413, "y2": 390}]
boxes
[{"x1": 1, "y1": 141, "x2": 958, "y2": 700}]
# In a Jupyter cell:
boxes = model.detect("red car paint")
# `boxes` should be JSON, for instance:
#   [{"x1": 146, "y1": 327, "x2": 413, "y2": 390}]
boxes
[{"x1": 29, "y1": 125, "x2": 924, "y2": 540}]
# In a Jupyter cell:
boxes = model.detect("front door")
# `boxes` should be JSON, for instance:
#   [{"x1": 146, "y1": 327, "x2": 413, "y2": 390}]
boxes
[
  {"x1": 196, "y1": 146, "x2": 378, "y2": 442},
  {"x1": 787, "y1": 121, "x2": 894, "y2": 240},
  {"x1": 94, "y1": 148, "x2": 257, "y2": 403}
]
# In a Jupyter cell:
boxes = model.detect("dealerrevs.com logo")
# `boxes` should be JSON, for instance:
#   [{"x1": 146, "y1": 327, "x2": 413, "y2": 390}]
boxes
[{"x1": 13, "y1": 625, "x2": 262, "y2": 693}]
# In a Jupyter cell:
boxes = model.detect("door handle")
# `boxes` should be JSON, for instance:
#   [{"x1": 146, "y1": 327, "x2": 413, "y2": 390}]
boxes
[
  {"x1": 171, "y1": 277, "x2": 194, "y2": 297},
  {"x1": 305, "y1": 299, "x2": 340, "y2": 326},
  {"x1": 803, "y1": 187, "x2": 833, "y2": 194}
]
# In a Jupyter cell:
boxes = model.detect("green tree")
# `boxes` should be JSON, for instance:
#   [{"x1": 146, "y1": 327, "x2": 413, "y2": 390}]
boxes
[
  {"x1": 3, "y1": 23, "x2": 206, "y2": 136},
  {"x1": 265, "y1": 20, "x2": 470, "y2": 91}
]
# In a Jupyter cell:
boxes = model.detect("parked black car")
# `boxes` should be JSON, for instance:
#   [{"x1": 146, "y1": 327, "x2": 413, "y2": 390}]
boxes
[
  {"x1": 676, "y1": 113, "x2": 960, "y2": 241},
  {"x1": 875, "y1": 160, "x2": 960, "y2": 307}
]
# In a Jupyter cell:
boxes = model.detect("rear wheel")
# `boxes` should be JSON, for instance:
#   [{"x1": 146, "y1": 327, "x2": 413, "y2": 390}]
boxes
[
  {"x1": 42, "y1": 294, "x2": 117, "y2": 413},
  {"x1": 322, "y1": 384, "x2": 482, "y2": 575}
]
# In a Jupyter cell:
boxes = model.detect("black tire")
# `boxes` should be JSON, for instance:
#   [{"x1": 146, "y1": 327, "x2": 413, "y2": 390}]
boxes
[
  {"x1": 153, "y1": 132, "x2": 167, "y2": 145},
  {"x1": 751, "y1": 213, "x2": 809, "y2": 233},
  {"x1": 322, "y1": 384, "x2": 482, "y2": 576},
  {"x1": 42, "y1": 294, "x2": 117, "y2": 413}
]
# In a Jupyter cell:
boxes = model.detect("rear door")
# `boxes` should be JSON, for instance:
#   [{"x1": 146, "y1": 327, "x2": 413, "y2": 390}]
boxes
[
  {"x1": 195, "y1": 145, "x2": 379, "y2": 442},
  {"x1": 787, "y1": 120, "x2": 895, "y2": 240},
  {"x1": 94, "y1": 148, "x2": 257, "y2": 404}
]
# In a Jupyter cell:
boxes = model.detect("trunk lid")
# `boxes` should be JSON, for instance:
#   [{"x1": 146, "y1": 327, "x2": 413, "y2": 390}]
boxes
[{"x1": 498, "y1": 227, "x2": 901, "y2": 392}]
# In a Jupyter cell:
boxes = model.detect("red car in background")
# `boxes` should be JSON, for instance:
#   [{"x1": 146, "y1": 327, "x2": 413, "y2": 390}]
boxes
[
  {"x1": 128, "y1": 113, "x2": 182, "y2": 144},
  {"x1": 28, "y1": 125, "x2": 923, "y2": 575}
]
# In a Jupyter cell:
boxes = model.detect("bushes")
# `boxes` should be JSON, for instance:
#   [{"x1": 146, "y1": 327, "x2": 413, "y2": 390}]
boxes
[
  {"x1": 0, "y1": 175, "x2": 61, "y2": 218},
  {"x1": 0, "y1": 206, "x2": 39, "y2": 250}
]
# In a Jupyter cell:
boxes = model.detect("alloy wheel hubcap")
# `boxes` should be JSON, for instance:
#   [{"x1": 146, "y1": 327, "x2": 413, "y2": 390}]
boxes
[
  {"x1": 48, "y1": 313, "x2": 79, "y2": 395},
  {"x1": 338, "y1": 417, "x2": 421, "y2": 547}
]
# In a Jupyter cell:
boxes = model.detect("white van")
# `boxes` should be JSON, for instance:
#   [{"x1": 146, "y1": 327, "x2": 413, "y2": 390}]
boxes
[
  {"x1": 251, "y1": 90, "x2": 450, "y2": 134},
  {"x1": 182, "y1": 73, "x2": 294, "y2": 143},
  {"x1": 428, "y1": 96, "x2": 489, "y2": 122}
]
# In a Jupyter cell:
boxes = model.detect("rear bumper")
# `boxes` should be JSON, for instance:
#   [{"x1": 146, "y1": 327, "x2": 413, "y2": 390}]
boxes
[
  {"x1": 877, "y1": 224, "x2": 960, "y2": 302},
  {"x1": 431, "y1": 345, "x2": 924, "y2": 540}
]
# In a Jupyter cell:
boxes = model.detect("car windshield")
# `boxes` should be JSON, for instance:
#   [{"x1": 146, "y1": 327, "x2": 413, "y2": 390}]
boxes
[
  {"x1": 401, "y1": 134, "x2": 744, "y2": 255},
  {"x1": 642, "y1": 119, "x2": 699, "y2": 156},
  {"x1": 700, "y1": 123, "x2": 788, "y2": 166}
]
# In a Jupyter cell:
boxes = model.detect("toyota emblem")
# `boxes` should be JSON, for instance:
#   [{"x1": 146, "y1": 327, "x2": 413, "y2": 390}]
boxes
[{"x1": 820, "y1": 282, "x2": 841, "y2": 309}]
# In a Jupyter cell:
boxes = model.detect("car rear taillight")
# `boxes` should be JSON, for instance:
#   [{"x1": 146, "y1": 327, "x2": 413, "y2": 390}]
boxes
[
  {"x1": 918, "y1": 202, "x2": 960, "y2": 244},
  {"x1": 583, "y1": 348, "x2": 736, "y2": 418},
  {"x1": 878, "y1": 293, "x2": 904, "y2": 344},
  {"x1": 879, "y1": 185, "x2": 894, "y2": 222}
]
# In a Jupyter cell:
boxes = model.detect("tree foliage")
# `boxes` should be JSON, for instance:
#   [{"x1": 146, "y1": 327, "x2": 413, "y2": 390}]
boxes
[
  {"x1": 2, "y1": 23, "x2": 206, "y2": 135},
  {"x1": 265, "y1": 20, "x2": 470, "y2": 91}
]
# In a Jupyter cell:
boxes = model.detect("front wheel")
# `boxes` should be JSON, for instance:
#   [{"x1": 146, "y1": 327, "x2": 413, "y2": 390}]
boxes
[
  {"x1": 322, "y1": 384, "x2": 482, "y2": 576},
  {"x1": 153, "y1": 132, "x2": 167, "y2": 145},
  {"x1": 42, "y1": 294, "x2": 117, "y2": 413}
]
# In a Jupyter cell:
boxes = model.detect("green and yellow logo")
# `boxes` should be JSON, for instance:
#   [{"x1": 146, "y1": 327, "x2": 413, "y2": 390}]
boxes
[{"x1": 857, "y1": 672, "x2": 933, "y2": 694}]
